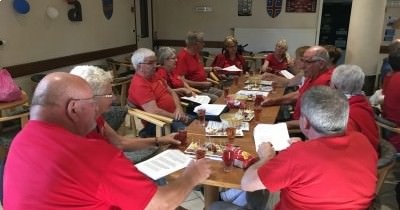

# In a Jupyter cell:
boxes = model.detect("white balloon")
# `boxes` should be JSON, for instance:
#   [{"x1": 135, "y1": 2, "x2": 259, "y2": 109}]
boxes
[{"x1": 46, "y1": 6, "x2": 59, "y2": 19}]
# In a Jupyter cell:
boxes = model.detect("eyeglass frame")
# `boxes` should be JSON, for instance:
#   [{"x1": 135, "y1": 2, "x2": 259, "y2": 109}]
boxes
[{"x1": 301, "y1": 56, "x2": 326, "y2": 64}]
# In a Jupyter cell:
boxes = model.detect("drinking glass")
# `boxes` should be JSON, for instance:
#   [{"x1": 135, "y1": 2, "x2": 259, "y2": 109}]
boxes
[
  {"x1": 195, "y1": 145, "x2": 207, "y2": 160},
  {"x1": 254, "y1": 106, "x2": 262, "y2": 122},
  {"x1": 197, "y1": 108, "x2": 206, "y2": 127},
  {"x1": 223, "y1": 144, "x2": 235, "y2": 172}
]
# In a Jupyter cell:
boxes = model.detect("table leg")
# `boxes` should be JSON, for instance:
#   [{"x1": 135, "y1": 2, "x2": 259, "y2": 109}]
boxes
[{"x1": 204, "y1": 185, "x2": 219, "y2": 210}]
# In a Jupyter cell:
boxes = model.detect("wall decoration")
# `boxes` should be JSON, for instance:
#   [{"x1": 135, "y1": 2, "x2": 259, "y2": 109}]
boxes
[
  {"x1": 46, "y1": 6, "x2": 59, "y2": 19},
  {"x1": 13, "y1": 0, "x2": 30, "y2": 14},
  {"x1": 67, "y1": 0, "x2": 82, "y2": 22},
  {"x1": 238, "y1": 0, "x2": 252, "y2": 16},
  {"x1": 286, "y1": 0, "x2": 317, "y2": 13},
  {"x1": 266, "y1": 0, "x2": 282, "y2": 18},
  {"x1": 102, "y1": 0, "x2": 113, "y2": 20}
]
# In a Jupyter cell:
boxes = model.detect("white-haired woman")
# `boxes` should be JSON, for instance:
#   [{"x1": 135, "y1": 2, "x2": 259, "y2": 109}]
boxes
[
  {"x1": 331, "y1": 64, "x2": 378, "y2": 150},
  {"x1": 70, "y1": 65, "x2": 180, "y2": 152},
  {"x1": 261, "y1": 39, "x2": 292, "y2": 75}
]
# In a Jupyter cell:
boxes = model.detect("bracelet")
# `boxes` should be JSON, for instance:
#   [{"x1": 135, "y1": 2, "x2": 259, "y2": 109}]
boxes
[{"x1": 155, "y1": 137, "x2": 160, "y2": 147}]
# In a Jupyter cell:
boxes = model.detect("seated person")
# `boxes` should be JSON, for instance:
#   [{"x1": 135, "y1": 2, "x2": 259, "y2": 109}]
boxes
[
  {"x1": 70, "y1": 65, "x2": 180, "y2": 151},
  {"x1": 261, "y1": 46, "x2": 333, "y2": 130},
  {"x1": 156, "y1": 47, "x2": 216, "y2": 103},
  {"x1": 3, "y1": 72, "x2": 212, "y2": 209},
  {"x1": 174, "y1": 31, "x2": 223, "y2": 98},
  {"x1": 382, "y1": 39, "x2": 400, "y2": 151},
  {"x1": 322, "y1": 44, "x2": 342, "y2": 71},
  {"x1": 211, "y1": 36, "x2": 247, "y2": 75},
  {"x1": 128, "y1": 48, "x2": 191, "y2": 137},
  {"x1": 260, "y1": 40, "x2": 292, "y2": 75},
  {"x1": 262, "y1": 46, "x2": 309, "y2": 88},
  {"x1": 331, "y1": 64, "x2": 379, "y2": 150},
  {"x1": 241, "y1": 86, "x2": 377, "y2": 210}
]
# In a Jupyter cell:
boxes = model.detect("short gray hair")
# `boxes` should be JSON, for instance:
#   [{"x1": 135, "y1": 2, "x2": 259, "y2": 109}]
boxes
[
  {"x1": 131, "y1": 48, "x2": 156, "y2": 70},
  {"x1": 185, "y1": 31, "x2": 204, "y2": 45},
  {"x1": 158, "y1": 47, "x2": 176, "y2": 65},
  {"x1": 301, "y1": 86, "x2": 349, "y2": 135},
  {"x1": 70, "y1": 65, "x2": 113, "y2": 95},
  {"x1": 331, "y1": 64, "x2": 365, "y2": 95},
  {"x1": 313, "y1": 46, "x2": 330, "y2": 63}
]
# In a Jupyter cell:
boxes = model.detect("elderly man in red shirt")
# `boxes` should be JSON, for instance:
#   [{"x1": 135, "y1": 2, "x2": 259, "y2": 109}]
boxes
[
  {"x1": 174, "y1": 31, "x2": 222, "y2": 102},
  {"x1": 261, "y1": 46, "x2": 333, "y2": 130},
  {"x1": 128, "y1": 48, "x2": 192, "y2": 137},
  {"x1": 241, "y1": 86, "x2": 377, "y2": 210}
]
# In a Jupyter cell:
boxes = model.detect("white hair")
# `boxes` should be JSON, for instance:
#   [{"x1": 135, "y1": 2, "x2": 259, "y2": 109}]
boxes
[
  {"x1": 131, "y1": 48, "x2": 156, "y2": 70},
  {"x1": 331, "y1": 64, "x2": 365, "y2": 95},
  {"x1": 70, "y1": 65, "x2": 113, "y2": 95}
]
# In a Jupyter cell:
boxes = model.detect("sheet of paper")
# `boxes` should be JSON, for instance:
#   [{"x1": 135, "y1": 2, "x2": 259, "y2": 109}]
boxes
[
  {"x1": 193, "y1": 104, "x2": 227, "y2": 116},
  {"x1": 236, "y1": 90, "x2": 269, "y2": 97},
  {"x1": 253, "y1": 123, "x2": 290, "y2": 151},
  {"x1": 222, "y1": 65, "x2": 243, "y2": 72},
  {"x1": 181, "y1": 95, "x2": 211, "y2": 105},
  {"x1": 136, "y1": 149, "x2": 191, "y2": 180},
  {"x1": 279, "y1": 70, "x2": 295, "y2": 79}
]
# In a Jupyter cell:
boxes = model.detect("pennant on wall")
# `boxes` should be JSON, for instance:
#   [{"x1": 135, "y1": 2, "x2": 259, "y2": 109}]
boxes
[
  {"x1": 102, "y1": 0, "x2": 113, "y2": 20},
  {"x1": 266, "y1": 0, "x2": 282, "y2": 18}
]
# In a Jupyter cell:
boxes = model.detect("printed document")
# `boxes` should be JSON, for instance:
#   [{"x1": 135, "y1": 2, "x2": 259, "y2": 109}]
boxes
[{"x1": 253, "y1": 123, "x2": 290, "y2": 151}]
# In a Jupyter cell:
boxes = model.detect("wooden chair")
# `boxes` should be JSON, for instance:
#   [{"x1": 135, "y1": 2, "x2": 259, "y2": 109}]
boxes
[
  {"x1": 111, "y1": 75, "x2": 132, "y2": 107},
  {"x1": 106, "y1": 58, "x2": 134, "y2": 77},
  {"x1": 127, "y1": 107, "x2": 173, "y2": 137}
]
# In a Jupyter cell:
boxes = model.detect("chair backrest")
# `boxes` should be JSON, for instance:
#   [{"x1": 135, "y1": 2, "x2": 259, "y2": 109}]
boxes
[
  {"x1": 111, "y1": 75, "x2": 132, "y2": 107},
  {"x1": 376, "y1": 139, "x2": 397, "y2": 193}
]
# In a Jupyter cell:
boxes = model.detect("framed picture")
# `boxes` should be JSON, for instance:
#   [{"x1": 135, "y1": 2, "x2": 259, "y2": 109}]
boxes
[
  {"x1": 238, "y1": 0, "x2": 253, "y2": 16},
  {"x1": 286, "y1": 0, "x2": 317, "y2": 13}
]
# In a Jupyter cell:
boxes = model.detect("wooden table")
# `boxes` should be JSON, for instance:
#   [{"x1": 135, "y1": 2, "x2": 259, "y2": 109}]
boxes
[
  {"x1": 170, "y1": 77, "x2": 284, "y2": 209},
  {"x1": 0, "y1": 90, "x2": 29, "y2": 131}
]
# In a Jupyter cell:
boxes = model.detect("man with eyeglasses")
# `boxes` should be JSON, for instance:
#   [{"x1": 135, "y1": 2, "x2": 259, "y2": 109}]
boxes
[
  {"x1": 261, "y1": 46, "x2": 333, "y2": 130},
  {"x1": 128, "y1": 48, "x2": 191, "y2": 137},
  {"x1": 174, "y1": 31, "x2": 222, "y2": 99},
  {"x1": 4, "y1": 72, "x2": 211, "y2": 209}
]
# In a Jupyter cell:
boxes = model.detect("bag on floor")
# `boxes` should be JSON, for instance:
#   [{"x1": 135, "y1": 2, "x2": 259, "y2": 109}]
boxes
[{"x1": 0, "y1": 69, "x2": 22, "y2": 102}]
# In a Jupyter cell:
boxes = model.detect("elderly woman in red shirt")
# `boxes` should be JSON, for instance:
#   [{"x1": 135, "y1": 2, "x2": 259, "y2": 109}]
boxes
[
  {"x1": 261, "y1": 39, "x2": 292, "y2": 75},
  {"x1": 212, "y1": 36, "x2": 246, "y2": 75}
]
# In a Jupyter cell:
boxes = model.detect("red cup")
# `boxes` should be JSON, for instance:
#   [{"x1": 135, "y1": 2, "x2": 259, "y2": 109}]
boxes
[
  {"x1": 223, "y1": 145, "x2": 235, "y2": 172},
  {"x1": 254, "y1": 106, "x2": 262, "y2": 122},
  {"x1": 226, "y1": 127, "x2": 236, "y2": 143},
  {"x1": 254, "y1": 94, "x2": 263, "y2": 106},
  {"x1": 223, "y1": 86, "x2": 229, "y2": 98},
  {"x1": 177, "y1": 128, "x2": 187, "y2": 146}
]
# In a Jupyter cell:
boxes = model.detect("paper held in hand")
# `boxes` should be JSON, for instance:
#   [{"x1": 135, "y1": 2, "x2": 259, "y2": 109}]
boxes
[
  {"x1": 223, "y1": 65, "x2": 243, "y2": 72},
  {"x1": 136, "y1": 149, "x2": 192, "y2": 180},
  {"x1": 194, "y1": 104, "x2": 227, "y2": 116},
  {"x1": 279, "y1": 70, "x2": 295, "y2": 79},
  {"x1": 253, "y1": 123, "x2": 290, "y2": 151},
  {"x1": 181, "y1": 95, "x2": 211, "y2": 105}
]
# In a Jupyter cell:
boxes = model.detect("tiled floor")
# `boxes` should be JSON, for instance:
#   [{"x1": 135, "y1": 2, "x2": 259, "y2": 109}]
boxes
[{"x1": 181, "y1": 190, "x2": 205, "y2": 210}]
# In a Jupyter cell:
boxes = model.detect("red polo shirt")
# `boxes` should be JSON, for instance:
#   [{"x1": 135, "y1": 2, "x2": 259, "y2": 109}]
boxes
[
  {"x1": 293, "y1": 67, "x2": 334, "y2": 120},
  {"x1": 382, "y1": 71, "x2": 400, "y2": 151},
  {"x1": 265, "y1": 53, "x2": 289, "y2": 75},
  {"x1": 128, "y1": 73, "x2": 176, "y2": 113},
  {"x1": 174, "y1": 48, "x2": 207, "y2": 82},
  {"x1": 156, "y1": 66, "x2": 185, "y2": 88}
]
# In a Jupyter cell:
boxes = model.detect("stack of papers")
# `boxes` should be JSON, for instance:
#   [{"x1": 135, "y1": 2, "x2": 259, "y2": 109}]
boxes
[
  {"x1": 194, "y1": 104, "x2": 227, "y2": 116},
  {"x1": 279, "y1": 70, "x2": 295, "y2": 79},
  {"x1": 236, "y1": 90, "x2": 269, "y2": 97},
  {"x1": 253, "y1": 123, "x2": 290, "y2": 151},
  {"x1": 222, "y1": 65, "x2": 243, "y2": 72},
  {"x1": 181, "y1": 95, "x2": 211, "y2": 105},
  {"x1": 136, "y1": 149, "x2": 192, "y2": 180}
]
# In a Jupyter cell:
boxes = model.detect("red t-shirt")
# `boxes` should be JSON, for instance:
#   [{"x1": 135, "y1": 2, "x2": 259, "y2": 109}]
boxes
[
  {"x1": 156, "y1": 66, "x2": 185, "y2": 88},
  {"x1": 4, "y1": 120, "x2": 157, "y2": 210},
  {"x1": 212, "y1": 53, "x2": 246, "y2": 75},
  {"x1": 174, "y1": 48, "x2": 207, "y2": 82},
  {"x1": 292, "y1": 68, "x2": 334, "y2": 120},
  {"x1": 257, "y1": 132, "x2": 377, "y2": 210},
  {"x1": 86, "y1": 116, "x2": 108, "y2": 141},
  {"x1": 265, "y1": 53, "x2": 289, "y2": 75},
  {"x1": 128, "y1": 73, "x2": 176, "y2": 113},
  {"x1": 382, "y1": 71, "x2": 400, "y2": 151},
  {"x1": 347, "y1": 95, "x2": 379, "y2": 150}
]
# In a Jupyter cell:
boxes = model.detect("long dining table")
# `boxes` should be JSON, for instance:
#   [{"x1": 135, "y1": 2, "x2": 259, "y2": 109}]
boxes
[{"x1": 169, "y1": 76, "x2": 285, "y2": 209}]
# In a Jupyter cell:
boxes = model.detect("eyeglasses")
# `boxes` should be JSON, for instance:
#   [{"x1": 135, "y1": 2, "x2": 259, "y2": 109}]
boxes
[
  {"x1": 139, "y1": 61, "x2": 157, "y2": 66},
  {"x1": 69, "y1": 96, "x2": 97, "y2": 105},
  {"x1": 301, "y1": 57, "x2": 325, "y2": 64},
  {"x1": 94, "y1": 94, "x2": 114, "y2": 99}
]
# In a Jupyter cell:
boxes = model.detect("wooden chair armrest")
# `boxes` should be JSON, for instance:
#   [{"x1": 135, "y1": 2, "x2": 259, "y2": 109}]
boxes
[
  {"x1": 0, "y1": 112, "x2": 29, "y2": 127},
  {"x1": 376, "y1": 121, "x2": 400, "y2": 134},
  {"x1": 128, "y1": 108, "x2": 174, "y2": 124},
  {"x1": 127, "y1": 109, "x2": 168, "y2": 127},
  {"x1": 190, "y1": 87, "x2": 202, "y2": 94},
  {"x1": 209, "y1": 71, "x2": 220, "y2": 82},
  {"x1": 207, "y1": 78, "x2": 220, "y2": 85},
  {"x1": 180, "y1": 102, "x2": 189, "y2": 107}
]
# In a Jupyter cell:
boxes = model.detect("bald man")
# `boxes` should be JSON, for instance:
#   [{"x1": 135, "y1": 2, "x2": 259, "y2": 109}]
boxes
[
  {"x1": 4, "y1": 72, "x2": 211, "y2": 210},
  {"x1": 261, "y1": 46, "x2": 333, "y2": 130}
]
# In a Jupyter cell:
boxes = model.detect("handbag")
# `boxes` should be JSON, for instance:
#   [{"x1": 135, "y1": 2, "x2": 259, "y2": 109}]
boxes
[{"x1": 0, "y1": 69, "x2": 22, "y2": 102}]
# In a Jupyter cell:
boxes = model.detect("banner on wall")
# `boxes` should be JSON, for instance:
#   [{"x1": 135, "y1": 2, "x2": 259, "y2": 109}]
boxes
[
  {"x1": 286, "y1": 0, "x2": 317, "y2": 13},
  {"x1": 266, "y1": 0, "x2": 282, "y2": 18},
  {"x1": 102, "y1": 0, "x2": 113, "y2": 20}
]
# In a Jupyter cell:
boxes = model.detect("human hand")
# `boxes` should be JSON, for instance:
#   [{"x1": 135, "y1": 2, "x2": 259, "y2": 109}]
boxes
[
  {"x1": 159, "y1": 133, "x2": 181, "y2": 145},
  {"x1": 257, "y1": 142, "x2": 276, "y2": 161},
  {"x1": 181, "y1": 158, "x2": 212, "y2": 186},
  {"x1": 261, "y1": 98, "x2": 275, "y2": 107},
  {"x1": 183, "y1": 88, "x2": 193, "y2": 96}
]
